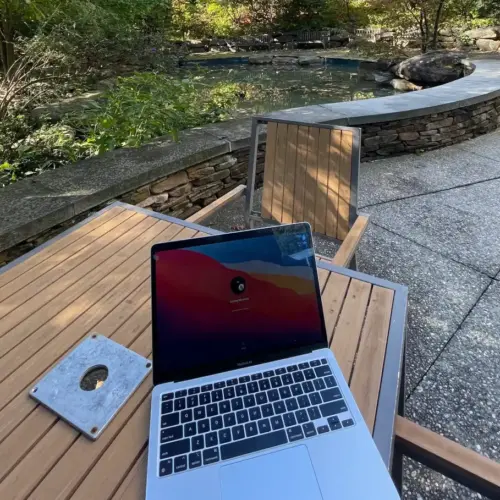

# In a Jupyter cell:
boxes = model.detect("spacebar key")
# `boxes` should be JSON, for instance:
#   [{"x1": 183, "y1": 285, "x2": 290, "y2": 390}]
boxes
[{"x1": 221, "y1": 430, "x2": 287, "y2": 460}]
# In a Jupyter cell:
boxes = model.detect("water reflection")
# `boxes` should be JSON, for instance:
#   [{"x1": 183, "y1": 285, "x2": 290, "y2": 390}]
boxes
[{"x1": 180, "y1": 64, "x2": 398, "y2": 116}]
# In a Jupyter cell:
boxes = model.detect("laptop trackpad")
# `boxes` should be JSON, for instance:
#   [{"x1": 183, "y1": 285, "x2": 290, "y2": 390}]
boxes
[{"x1": 220, "y1": 445, "x2": 323, "y2": 500}]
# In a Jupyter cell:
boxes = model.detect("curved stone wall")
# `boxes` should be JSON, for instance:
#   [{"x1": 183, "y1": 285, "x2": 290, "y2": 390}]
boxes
[{"x1": 2, "y1": 60, "x2": 500, "y2": 255}]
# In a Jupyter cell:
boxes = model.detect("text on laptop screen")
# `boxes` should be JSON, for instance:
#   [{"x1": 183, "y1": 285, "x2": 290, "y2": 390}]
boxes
[{"x1": 153, "y1": 226, "x2": 326, "y2": 378}]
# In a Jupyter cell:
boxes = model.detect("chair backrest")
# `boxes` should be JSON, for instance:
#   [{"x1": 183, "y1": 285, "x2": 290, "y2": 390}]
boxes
[{"x1": 259, "y1": 120, "x2": 360, "y2": 241}]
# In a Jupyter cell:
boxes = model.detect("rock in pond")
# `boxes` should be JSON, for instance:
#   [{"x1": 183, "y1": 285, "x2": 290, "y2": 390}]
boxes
[
  {"x1": 248, "y1": 55, "x2": 273, "y2": 64},
  {"x1": 390, "y1": 79, "x2": 423, "y2": 91},
  {"x1": 298, "y1": 56, "x2": 323, "y2": 66},
  {"x1": 393, "y1": 51, "x2": 467, "y2": 85}
]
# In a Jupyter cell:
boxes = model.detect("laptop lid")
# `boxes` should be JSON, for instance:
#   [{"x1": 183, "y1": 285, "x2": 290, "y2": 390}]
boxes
[{"x1": 151, "y1": 223, "x2": 328, "y2": 386}]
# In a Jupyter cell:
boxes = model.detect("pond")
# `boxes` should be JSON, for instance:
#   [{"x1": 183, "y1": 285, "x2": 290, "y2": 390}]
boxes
[{"x1": 180, "y1": 61, "x2": 399, "y2": 117}]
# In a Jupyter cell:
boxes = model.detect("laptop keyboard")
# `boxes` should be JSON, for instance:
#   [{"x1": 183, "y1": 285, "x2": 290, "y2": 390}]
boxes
[{"x1": 158, "y1": 358, "x2": 355, "y2": 477}]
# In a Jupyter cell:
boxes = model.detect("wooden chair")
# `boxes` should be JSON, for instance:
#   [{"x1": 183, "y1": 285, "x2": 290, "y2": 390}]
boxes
[{"x1": 189, "y1": 118, "x2": 369, "y2": 268}]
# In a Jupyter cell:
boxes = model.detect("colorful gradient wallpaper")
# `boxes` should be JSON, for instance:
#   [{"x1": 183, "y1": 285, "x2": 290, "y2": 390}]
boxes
[{"x1": 153, "y1": 231, "x2": 325, "y2": 374}]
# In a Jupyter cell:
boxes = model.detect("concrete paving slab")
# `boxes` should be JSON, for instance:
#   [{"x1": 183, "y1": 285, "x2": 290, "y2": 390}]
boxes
[
  {"x1": 357, "y1": 224, "x2": 491, "y2": 393},
  {"x1": 359, "y1": 146, "x2": 500, "y2": 208},
  {"x1": 403, "y1": 280, "x2": 500, "y2": 498},
  {"x1": 456, "y1": 129, "x2": 500, "y2": 162},
  {"x1": 365, "y1": 179, "x2": 500, "y2": 276}
]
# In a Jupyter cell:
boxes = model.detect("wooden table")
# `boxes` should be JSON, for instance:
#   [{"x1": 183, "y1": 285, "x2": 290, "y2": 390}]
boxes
[{"x1": 0, "y1": 201, "x2": 407, "y2": 500}]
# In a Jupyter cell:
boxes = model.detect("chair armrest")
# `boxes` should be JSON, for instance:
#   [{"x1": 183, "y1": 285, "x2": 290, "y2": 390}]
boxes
[
  {"x1": 395, "y1": 416, "x2": 500, "y2": 497},
  {"x1": 331, "y1": 215, "x2": 369, "y2": 267},
  {"x1": 187, "y1": 185, "x2": 245, "y2": 224}
]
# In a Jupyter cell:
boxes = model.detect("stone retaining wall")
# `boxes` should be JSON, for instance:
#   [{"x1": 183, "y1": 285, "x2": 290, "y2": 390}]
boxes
[
  {"x1": 119, "y1": 148, "x2": 265, "y2": 219},
  {"x1": 360, "y1": 97, "x2": 500, "y2": 159}
]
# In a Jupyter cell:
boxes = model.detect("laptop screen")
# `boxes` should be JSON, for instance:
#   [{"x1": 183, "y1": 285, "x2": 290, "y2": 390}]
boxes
[{"x1": 151, "y1": 224, "x2": 327, "y2": 383}]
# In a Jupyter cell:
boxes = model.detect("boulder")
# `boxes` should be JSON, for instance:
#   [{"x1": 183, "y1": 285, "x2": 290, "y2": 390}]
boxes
[
  {"x1": 464, "y1": 27, "x2": 500, "y2": 40},
  {"x1": 394, "y1": 51, "x2": 467, "y2": 85},
  {"x1": 248, "y1": 54, "x2": 273, "y2": 64},
  {"x1": 272, "y1": 56, "x2": 299, "y2": 65},
  {"x1": 390, "y1": 79, "x2": 423, "y2": 92},
  {"x1": 476, "y1": 39, "x2": 500, "y2": 51},
  {"x1": 298, "y1": 56, "x2": 323, "y2": 66}
]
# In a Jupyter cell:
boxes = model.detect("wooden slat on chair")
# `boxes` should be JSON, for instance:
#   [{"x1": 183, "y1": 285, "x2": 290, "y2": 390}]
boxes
[
  {"x1": 396, "y1": 416, "x2": 500, "y2": 498},
  {"x1": 187, "y1": 185, "x2": 245, "y2": 224},
  {"x1": 261, "y1": 122, "x2": 278, "y2": 219},
  {"x1": 271, "y1": 123, "x2": 288, "y2": 222},
  {"x1": 303, "y1": 126, "x2": 320, "y2": 228},
  {"x1": 292, "y1": 125, "x2": 310, "y2": 223},
  {"x1": 314, "y1": 128, "x2": 331, "y2": 235},
  {"x1": 332, "y1": 215, "x2": 369, "y2": 268},
  {"x1": 337, "y1": 130, "x2": 353, "y2": 240},
  {"x1": 325, "y1": 129, "x2": 342, "y2": 238},
  {"x1": 281, "y1": 124, "x2": 299, "y2": 224}
]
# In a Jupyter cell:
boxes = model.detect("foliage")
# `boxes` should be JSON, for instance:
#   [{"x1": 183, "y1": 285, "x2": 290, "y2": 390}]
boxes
[
  {"x1": 83, "y1": 72, "x2": 242, "y2": 153},
  {"x1": 0, "y1": 113, "x2": 93, "y2": 185},
  {"x1": 0, "y1": 72, "x2": 246, "y2": 185}
]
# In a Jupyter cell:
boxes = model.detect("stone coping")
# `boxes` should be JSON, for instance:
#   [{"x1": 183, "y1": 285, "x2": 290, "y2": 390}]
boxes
[
  {"x1": 1, "y1": 59, "x2": 499, "y2": 253},
  {"x1": 266, "y1": 60, "x2": 500, "y2": 125}
]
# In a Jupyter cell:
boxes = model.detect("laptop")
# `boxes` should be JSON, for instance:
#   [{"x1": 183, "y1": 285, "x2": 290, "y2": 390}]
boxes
[{"x1": 146, "y1": 223, "x2": 399, "y2": 500}]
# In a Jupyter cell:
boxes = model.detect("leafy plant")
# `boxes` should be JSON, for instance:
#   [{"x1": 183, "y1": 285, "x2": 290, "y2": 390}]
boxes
[{"x1": 84, "y1": 72, "x2": 242, "y2": 153}]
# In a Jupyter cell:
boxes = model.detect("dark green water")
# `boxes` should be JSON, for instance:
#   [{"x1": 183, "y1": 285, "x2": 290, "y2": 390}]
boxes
[{"x1": 182, "y1": 63, "x2": 398, "y2": 116}]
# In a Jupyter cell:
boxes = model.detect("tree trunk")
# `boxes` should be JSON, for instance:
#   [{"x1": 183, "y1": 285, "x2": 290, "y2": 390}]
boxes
[
  {"x1": 431, "y1": 0, "x2": 446, "y2": 50},
  {"x1": 1, "y1": 3, "x2": 16, "y2": 75},
  {"x1": 418, "y1": 10, "x2": 427, "y2": 53}
]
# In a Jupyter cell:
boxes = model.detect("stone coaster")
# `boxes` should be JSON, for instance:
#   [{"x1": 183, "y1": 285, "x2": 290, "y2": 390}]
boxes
[{"x1": 29, "y1": 334, "x2": 152, "y2": 440}]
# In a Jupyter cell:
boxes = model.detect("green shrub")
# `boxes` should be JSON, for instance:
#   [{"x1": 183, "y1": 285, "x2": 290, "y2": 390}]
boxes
[
  {"x1": 85, "y1": 72, "x2": 242, "y2": 153},
  {"x1": 1, "y1": 72, "x2": 245, "y2": 185}
]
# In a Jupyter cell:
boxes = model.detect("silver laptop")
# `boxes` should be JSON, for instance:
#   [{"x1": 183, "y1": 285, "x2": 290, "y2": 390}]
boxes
[{"x1": 146, "y1": 223, "x2": 399, "y2": 500}]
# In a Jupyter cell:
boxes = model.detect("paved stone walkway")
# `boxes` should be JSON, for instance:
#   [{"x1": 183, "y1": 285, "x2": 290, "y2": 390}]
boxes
[{"x1": 205, "y1": 130, "x2": 500, "y2": 499}]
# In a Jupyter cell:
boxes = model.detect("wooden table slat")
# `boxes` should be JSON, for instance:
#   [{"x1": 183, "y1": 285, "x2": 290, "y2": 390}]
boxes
[
  {"x1": 0, "y1": 218, "x2": 163, "y2": 384},
  {"x1": 0, "y1": 206, "x2": 406, "y2": 500},
  {"x1": 0, "y1": 301, "x2": 152, "y2": 488},
  {"x1": 29, "y1": 376, "x2": 152, "y2": 500},
  {"x1": 111, "y1": 449, "x2": 148, "y2": 500},
  {"x1": 0, "y1": 214, "x2": 154, "y2": 345},
  {"x1": 321, "y1": 272, "x2": 350, "y2": 342},
  {"x1": 0, "y1": 206, "x2": 125, "y2": 291},
  {"x1": 349, "y1": 287, "x2": 395, "y2": 431},
  {"x1": 330, "y1": 279, "x2": 372, "y2": 382},
  {"x1": 0, "y1": 219, "x2": 163, "y2": 375}
]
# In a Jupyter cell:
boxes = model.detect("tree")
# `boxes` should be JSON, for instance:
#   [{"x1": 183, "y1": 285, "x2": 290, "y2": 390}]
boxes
[{"x1": 371, "y1": 0, "x2": 450, "y2": 52}]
